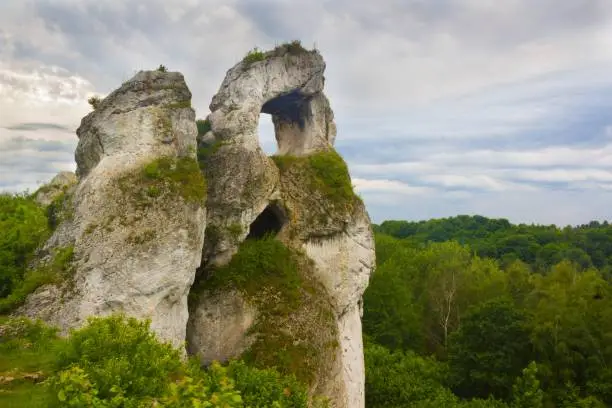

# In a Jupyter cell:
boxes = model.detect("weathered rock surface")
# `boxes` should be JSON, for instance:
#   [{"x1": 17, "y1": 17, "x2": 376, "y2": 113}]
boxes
[
  {"x1": 188, "y1": 43, "x2": 375, "y2": 408},
  {"x1": 18, "y1": 71, "x2": 206, "y2": 348},
  {"x1": 33, "y1": 171, "x2": 77, "y2": 207},
  {"x1": 16, "y1": 43, "x2": 374, "y2": 408}
]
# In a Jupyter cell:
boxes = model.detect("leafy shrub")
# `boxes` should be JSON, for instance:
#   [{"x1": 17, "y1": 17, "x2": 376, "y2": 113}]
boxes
[
  {"x1": 0, "y1": 193, "x2": 50, "y2": 298},
  {"x1": 277, "y1": 40, "x2": 307, "y2": 55},
  {"x1": 227, "y1": 360, "x2": 308, "y2": 407},
  {"x1": 242, "y1": 47, "x2": 266, "y2": 65},
  {"x1": 157, "y1": 64, "x2": 168, "y2": 72},
  {"x1": 0, "y1": 245, "x2": 74, "y2": 314},
  {"x1": 53, "y1": 315, "x2": 183, "y2": 402},
  {"x1": 87, "y1": 96, "x2": 102, "y2": 110}
]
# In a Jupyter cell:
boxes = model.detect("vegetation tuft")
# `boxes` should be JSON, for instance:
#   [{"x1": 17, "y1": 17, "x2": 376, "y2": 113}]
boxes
[
  {"x1": 242, "y1": 47, "x2": 266, "y2": 66},
  {"x1": 0, "y1": 245, "x2": 75, "y2": 314},
  {"x1": 87, "y1": 96, "x2": 102, "y2": 110},
  {"x1": 275, "y1": 40, "x2": 308, "y2": 56},
  {"x1": 0, "y1": 314, "x2": 311, "y2": 407},
  {"x1": 192, "y1": 236, "x2": 336, "y2": 386},
  {"x1": 272, "y1": 149, "x2": 361, "y2": 229},
  {"x1": 118, "y1": 156, "x2": 207, "y2": 207}
]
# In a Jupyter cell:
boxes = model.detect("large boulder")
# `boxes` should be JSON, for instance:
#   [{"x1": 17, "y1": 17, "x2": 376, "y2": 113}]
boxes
[
  {"x1": 17, "y1": 70, "x2": 206, "y2": 349},
  {"x1": 188, "y1": 43, "x2": 375, "y2": 408}
]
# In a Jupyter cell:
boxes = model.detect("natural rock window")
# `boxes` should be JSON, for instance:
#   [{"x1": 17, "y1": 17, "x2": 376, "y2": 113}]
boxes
[
  {"x1": 260, "y1": 90, "x2": 311, "y2": 156},
  {"x1": 246, "y1": 202, "x2": 286, "y2": 239},
  {"x1": 257, "y1": 113, "x2": 276, "y2": 155}
]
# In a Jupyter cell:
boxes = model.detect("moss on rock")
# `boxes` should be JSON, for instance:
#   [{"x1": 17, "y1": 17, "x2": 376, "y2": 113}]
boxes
[
  {"x1": 190, "y1": 236, "x2": 337, "y2": 387},
  {"x1": 272, "y1": 149, "x2": 362, "y2": 238},
  {"x1": 118, "y1": 156, "x2": 206, "y2": 207}
]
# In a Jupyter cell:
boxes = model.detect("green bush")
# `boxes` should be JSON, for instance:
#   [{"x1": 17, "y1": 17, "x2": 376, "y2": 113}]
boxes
[
  {"x1": 242, "y1": 47, "x2": 266, "y2": 65},
  {"x1": 0, "y1": 193, "x2": 50, "y2": 299},
  {"x1": 53, "y1": 315, "x2": 184, "y2": 402},
  {"x1": 0, "y1": 245, "x2": 74, "y2": 314},
  {"x1": 276, "y1": 40, "x2": 308, "y2": 55},
  {"x1": 88, "y1": 96, "x2": 102, "y2": 110},
  {"x1": 50, "y1": 315, "x2": 246, "y2": 407},
  {"x1": 227, "y1": 360, "x2": 309, "y2": 407}
]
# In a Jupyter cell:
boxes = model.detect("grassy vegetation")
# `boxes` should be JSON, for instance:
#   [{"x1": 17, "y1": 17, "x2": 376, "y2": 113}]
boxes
[
  {"x1": 274, "y1": 40, "x2": 308, "y2": 55},
  {"x1": 0, "y1": 246, "x2": 75, "y2": 314},
  {"x1": 0, "y1": 315, "x2": 311, "y2": 407},
  {"x1": 164, "y1": 100, "x2": 191, "y2": 109},
  {"x1": 0, "y1": 317, "x2": 61, "y2": 406},
  {"x1": 242, "y1": 47, "x2": 266, "y2": 65},
  {"x1": 0, "y1": 194, "x2": 51, "y2": 299},
  {"x1": 192, "y1": 236, "x2": 336, "y2": 386},
  {"x1": 272, "y1": 150, "x2": 361, "y2": 229},
  {"x1": 118, "y1": 156, "x2": 207, "y2": 207},
  {"x1": 242, "y1": 41, "x2": 309, "y2": 68},
  {"x1": 272, "y1": 150, "x2": 357, "y2": 210}
]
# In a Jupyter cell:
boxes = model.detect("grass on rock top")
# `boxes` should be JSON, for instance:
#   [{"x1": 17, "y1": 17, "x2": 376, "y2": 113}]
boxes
[{"x1": 272, "y1": 149, "x2": 361, "y2": 215}]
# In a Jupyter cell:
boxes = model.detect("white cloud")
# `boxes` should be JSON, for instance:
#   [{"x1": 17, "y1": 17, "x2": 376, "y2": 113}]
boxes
[
  {"x1": 352, "y1": 178, "x2": 433, "y2": 196},
  {"x1": 1, "y1": 0, "x2": 612, "y2": 226}
]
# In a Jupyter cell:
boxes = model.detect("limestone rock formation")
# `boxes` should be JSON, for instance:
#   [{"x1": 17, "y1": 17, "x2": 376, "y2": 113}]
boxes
[
  {"x1": 18, "y1": 70, "x2": 206, "y2": 348},
  {"x1": 16, "y1": 42, "x2": 374, "y2": 407},
  {"x1": 188, "y1": 43, "x2": 375, "y2": 408}
]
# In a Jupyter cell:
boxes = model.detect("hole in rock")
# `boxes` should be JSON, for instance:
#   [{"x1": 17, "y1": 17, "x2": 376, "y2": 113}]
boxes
[
  {"x1": 246, "y1": 202, "x2": 286, "y2": 240},
  {"x1": 258, "y1": 114, "x2": 277, "y2": 155},
  {"x1": 258, "y1": 89, "x2": 312, "y2": 156}
]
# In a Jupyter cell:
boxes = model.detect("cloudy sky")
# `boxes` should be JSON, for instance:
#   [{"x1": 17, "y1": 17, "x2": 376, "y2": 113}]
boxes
[{"x1": 1, "y1": 0, "x2": 612, "y2": 226}]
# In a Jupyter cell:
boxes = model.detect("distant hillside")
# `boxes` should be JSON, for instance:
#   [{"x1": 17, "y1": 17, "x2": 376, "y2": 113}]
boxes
[{"x1": 374, "y1": 215, "x2": 612, "y2": 272}]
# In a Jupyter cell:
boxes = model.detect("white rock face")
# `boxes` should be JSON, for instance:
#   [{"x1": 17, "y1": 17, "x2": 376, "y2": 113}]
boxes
[
  {"x1": 187, "y1": 289, "x2": 257, "y2": 364},
  {"x1": 189, "y1": 44, "x2": 375, "y2": 408},
  {"x1": 18, "y1": 71, "x2": 206, "y2": 349}
]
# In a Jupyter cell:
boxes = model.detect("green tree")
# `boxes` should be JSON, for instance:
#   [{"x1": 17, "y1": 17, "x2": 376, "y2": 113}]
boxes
[
  {"x1": 448, "y1": 298, "x2": 532, "y2": 400},
  {"x1": 511, "y1": 362, "x2": 543, "y2": 408}
]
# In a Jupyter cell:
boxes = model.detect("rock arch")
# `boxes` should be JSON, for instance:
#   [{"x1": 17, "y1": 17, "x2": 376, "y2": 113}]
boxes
[
  {"x1": 190, "y1": 43, "x2": 375, "y2": 408},
  {"x1": 206, "y1": 45, "x2": 336, "y2": 155}
]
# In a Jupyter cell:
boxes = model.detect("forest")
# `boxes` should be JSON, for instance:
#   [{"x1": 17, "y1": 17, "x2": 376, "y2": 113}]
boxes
[
  {"x1": 365, "y1": 216, "x2": 612, "y2": 407},
  {"x1": 2, "y1": 191, "x2": 612, "y2": 407}
]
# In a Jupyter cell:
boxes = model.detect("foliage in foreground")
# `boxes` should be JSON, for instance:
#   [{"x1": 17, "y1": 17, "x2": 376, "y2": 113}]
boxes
[{"x1": 0, "y1": 315, "x2": 310, "y2": 407}]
